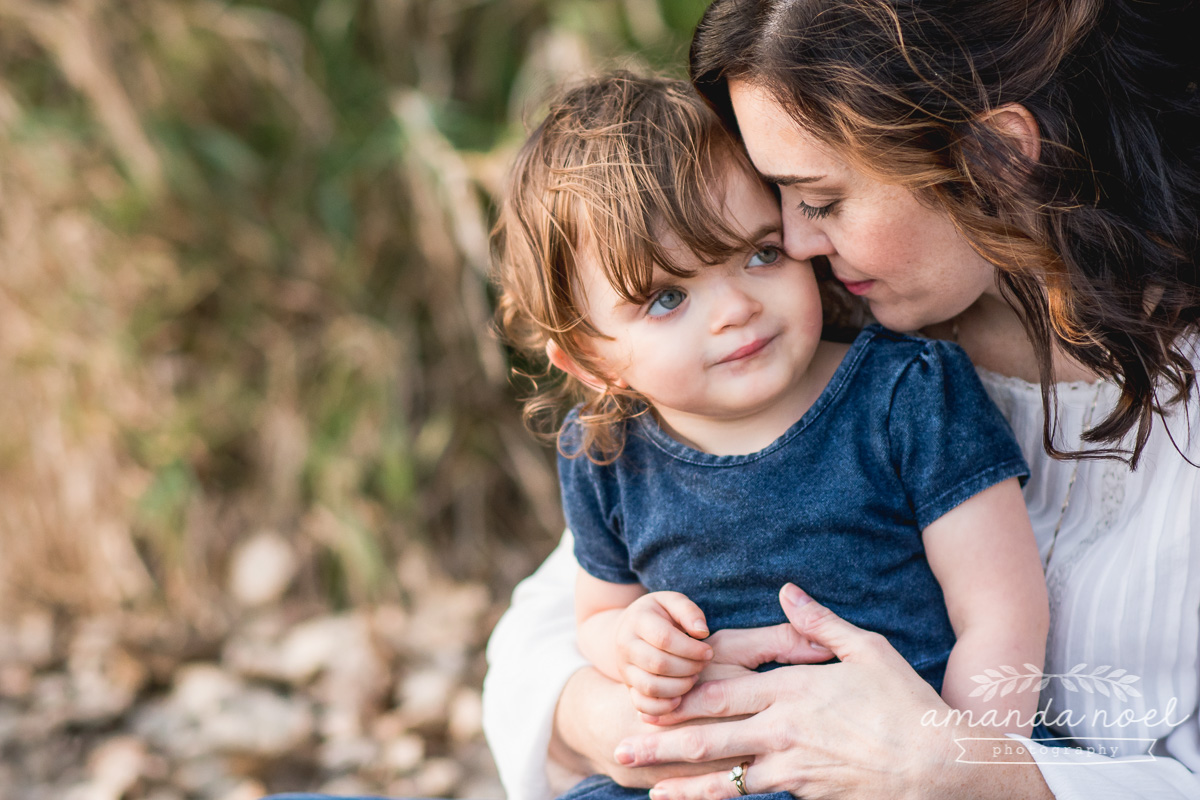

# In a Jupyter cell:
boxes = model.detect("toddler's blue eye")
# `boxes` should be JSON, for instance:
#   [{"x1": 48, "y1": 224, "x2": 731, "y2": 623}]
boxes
[
  {"x1": 749, "y1": 246, "x2": 781, "y2": 267},
  {"x1": 648, "y1": 288, "x2": 686, "y2": 317}
]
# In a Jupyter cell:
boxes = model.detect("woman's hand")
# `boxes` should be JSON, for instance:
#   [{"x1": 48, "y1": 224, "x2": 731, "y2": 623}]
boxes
[
  {"x1": 614, "y1": 584, "x2": 1053, "y2": 800},
  {"x1": 550, "y1": 611, "x2": 836, "y2": 790}
]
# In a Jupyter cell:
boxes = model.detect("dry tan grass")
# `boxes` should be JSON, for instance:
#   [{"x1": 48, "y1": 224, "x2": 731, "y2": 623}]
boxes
[{"x1": 0, "y1": 0, "x2": 702, "y2": 620}]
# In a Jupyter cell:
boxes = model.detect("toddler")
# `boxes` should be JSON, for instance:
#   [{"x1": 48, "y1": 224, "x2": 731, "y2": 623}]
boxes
[{"x1": 493, "y1": 72, "x2": 1049, "y2": 800}]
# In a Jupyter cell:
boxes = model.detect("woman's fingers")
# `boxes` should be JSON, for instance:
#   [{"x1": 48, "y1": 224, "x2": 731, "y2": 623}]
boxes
[
  {"x1": 651, "y1": 762, "x2": 781, "y2": 800},
  {"x1": 707, "y1": 622, "x2": 832, "y2": 669},
  {"x1": 615, "y1": 713, "x2": 764, "y2": 767},
  {"x1": 779, "y1": 583, "x2": 883, "y2": 662},
  {"x1": 652, "y1": 669, "x2": 777, "y2": 725}
]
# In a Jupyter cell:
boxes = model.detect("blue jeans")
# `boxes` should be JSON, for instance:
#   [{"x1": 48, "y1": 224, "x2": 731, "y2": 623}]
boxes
[{"x1": 558, "y1": 775, "x2": 790, "y2": 800}]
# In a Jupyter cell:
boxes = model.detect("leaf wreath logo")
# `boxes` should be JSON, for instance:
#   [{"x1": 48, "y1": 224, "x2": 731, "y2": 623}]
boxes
[{"x1": 968, "y1": 664, "x2": 1143, "y2": 703}]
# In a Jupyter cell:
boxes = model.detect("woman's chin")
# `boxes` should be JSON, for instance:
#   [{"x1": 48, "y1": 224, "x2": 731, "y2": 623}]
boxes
[{"x1": 867, "y1": 303, "x2": 932, "y2": 335}]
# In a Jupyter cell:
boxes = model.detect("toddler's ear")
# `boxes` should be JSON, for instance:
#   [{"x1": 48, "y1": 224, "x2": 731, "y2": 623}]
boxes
[{"x1": 545, "y1": 341, "x2": 625, "y2": 391}]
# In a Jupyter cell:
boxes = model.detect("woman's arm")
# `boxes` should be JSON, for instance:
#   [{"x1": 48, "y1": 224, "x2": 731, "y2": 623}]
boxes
[
  {"x1": 485, "y1": 532, "x2": 838, "y2": 799},
  {"x1": 484, "y1": 533, "x2": 744, "y2": 799},
  {"x1": 483, "y1": 533, "x2": 591, "y2": 800},
  {"x1": 922, "y1": 478, "x2": 1049, "y2": 734},
  {"x1": 620, "y1": 584, "x2": 1056, "y2": 800}
]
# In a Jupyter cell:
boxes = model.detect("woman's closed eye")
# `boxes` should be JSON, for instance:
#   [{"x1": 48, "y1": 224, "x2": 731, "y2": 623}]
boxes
[
  {"x1": 647, "y1": 287, "x2": 687, "y2": 317},
  {"x1": 797, "y1": 200, "x2": 835, "y2": 220}
]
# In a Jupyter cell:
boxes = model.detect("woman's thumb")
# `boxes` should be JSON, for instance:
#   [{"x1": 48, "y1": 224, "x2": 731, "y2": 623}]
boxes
[{"x1": 779, "y1": 583, "x2": 863, "y2": 659}]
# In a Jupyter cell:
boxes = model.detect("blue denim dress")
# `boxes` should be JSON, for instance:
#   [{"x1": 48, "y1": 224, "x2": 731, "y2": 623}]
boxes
[{"x1": 557, "y1": 325, "x2": 1031, "y2": 800}]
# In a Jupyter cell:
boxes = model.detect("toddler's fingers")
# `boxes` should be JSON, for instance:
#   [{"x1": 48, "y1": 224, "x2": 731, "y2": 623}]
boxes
[
  {"x1": 635, "y1": 610, "x2": 712, "y2": 661},
  {"x1": 630, "y1": 689, "x2": 682, "y2": 718},
  {"x1": 652, "y1": 592, "x2": 709, "y2": 639},
  {"x1": 621, "y1": 665, "x2": 699, "y2": 700},
  {"x1": 626, "y1": 640, "x2": 708, "y2": 677}
]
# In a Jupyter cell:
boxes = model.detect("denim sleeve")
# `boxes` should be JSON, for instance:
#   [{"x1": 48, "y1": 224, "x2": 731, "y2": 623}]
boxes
[
  {"x1": 557, "y1": 426, "x2": 637, "y2": 585},
  {"x1": 887, "y1": 340, "x2": 1029, "y2": 530}
]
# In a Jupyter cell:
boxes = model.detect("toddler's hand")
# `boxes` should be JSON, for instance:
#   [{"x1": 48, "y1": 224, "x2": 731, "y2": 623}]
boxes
[{"x1": 614, "y1": 591, "x2": 712, "y2": 718}]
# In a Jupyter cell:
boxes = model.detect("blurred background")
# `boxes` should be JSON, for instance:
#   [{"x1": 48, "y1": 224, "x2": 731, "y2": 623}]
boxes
[{"x1": 0, "y1": 1, "x2": 706, "y2": 797}]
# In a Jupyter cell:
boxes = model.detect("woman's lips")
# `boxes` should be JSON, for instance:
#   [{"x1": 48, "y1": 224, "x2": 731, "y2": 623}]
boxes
[
  {"x1": 839, "y1": 278, "x2": 875, "y2": 296},
  {"x1": 718, "y1": 335, "x2": 775, "y2": 364}
]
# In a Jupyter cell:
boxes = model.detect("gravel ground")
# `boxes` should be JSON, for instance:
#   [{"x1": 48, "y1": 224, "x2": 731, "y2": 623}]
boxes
[{"x1": 1, "y1": 547, "x2": 513, "y2": 800}]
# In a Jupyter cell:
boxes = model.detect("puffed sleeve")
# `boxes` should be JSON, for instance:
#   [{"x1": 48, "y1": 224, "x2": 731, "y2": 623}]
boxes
[
  {"x1": 888, "y1": 339, "x2": 1030, "y2": 529},
  {"x1": 557, "y1": 420, "x2": 636, "y2": 585},
  {"x1": 1012, "y1": 724, "x2": 1200, "y2": 798},
  {"x1": 482, "y1": 531, "x2": 587, "y2": 800}
]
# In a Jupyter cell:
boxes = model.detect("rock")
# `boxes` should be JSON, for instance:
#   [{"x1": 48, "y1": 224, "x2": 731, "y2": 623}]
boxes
[
  {"x1": 170, "y1": 755, "x2": 232, "y2": 795},
  {"x1": 317, "y1": 735, "x2": 378, "y2": 772},
  {"x1": 171, "y1": 664, "x2": 242, "y2": 715},
  {"x1": 278, "y1": 614, "x2": 371, "y2": 685},
  {"x1": 221, "y1": 613, "x2": 292, "y2": 682},
  {"x1": 379, "y1": 733, "x2": 425, "y2": 774},
  {"x1": 227, "y1": 531, "x2": 297, "y2": 608},
  {"x1": 396, "y1": 667, "x2": 456, "y2": 730},
  {"x1": 370, "y1": 710, "x2": 408, "y2": 741},
  {"x1": 403, "y1": 583, "x2": 490, "y2": 664},
  {"x1": 0, "y1": 610, "x2": 55, "y2": 668},
  {"x1": 67, "y1": 618, "x2": 149, "y2": 723},
  {"x1": 86, "y1": 736, "x2": 148, "y2": 798},
  {"x1": 137, "y1": 664, "x2": 314, "y2": 760},
  {"x1": 143, "y1": 790, "x2": 185, "y2": 800},
  {"x1": 370, "y1": 604, "x2": 410, "y2": 655},
  {"x1": 62, "y1": 782, "x2": 116, "y2": 800},
  {"x1": 194, "y1": 684, "x2": 314, "y2": 758},
  {"x1": 317, "y1": 774, "x2": 374, "y2": 796},
  {"x1": 447, "y1": 687, "x2": 483, "y2": 742},
  {"x1": 214, "y1": 778, "x2": 267, "y2": 800},
  {"x1": 0, "y1": 664, "x2": 33, "y2": 699},
  {"x1": 413, "y1": 756, "x2": 464, "y2": 797},
  {"x1": 458, "y1": 773, "x2": 506, "y2": 800}
]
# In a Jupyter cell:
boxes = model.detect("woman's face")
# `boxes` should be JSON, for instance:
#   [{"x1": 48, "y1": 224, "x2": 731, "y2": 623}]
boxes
[{"x1": 727, "y1": 81, "x2": 999, "y2": 333}]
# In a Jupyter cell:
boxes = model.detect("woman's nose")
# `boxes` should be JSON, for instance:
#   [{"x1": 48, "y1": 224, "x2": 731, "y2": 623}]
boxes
[{"x1": 782, "y1": 206, "x2": 835, "y2": 262}]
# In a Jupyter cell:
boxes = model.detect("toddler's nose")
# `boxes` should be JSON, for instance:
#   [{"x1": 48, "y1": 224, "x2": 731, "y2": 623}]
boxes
[{"x1": 710, "y1": 282, "x2": 761, "y2": 332}]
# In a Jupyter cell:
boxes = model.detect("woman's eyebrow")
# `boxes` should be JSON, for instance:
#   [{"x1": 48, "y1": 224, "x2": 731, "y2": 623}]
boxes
[{"x1": 762, "y1": 173, "x2": 826, "y2": 186}]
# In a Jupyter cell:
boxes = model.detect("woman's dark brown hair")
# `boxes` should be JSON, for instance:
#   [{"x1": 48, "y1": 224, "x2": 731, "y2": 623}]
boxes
[
  {"x1": 691, "y1": 0, "x2": 1200, "y2": 466},
  {"x1": 492, "y1": 72, "x2": 781, "y2": 462}
]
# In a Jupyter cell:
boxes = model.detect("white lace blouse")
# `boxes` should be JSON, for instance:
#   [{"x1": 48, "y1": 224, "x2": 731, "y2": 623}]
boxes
[
  {"x1": 481, "y1": 367, "x2": 1200, "y2": 800},
  {"x1": 977, "y1": 368, "x2": 1200, "y2": 798}
]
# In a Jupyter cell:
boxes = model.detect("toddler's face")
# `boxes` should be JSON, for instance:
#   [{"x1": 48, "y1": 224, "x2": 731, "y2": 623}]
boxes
[{"x1": 574, "y1": 163, "x2": 825, "y2": 430}]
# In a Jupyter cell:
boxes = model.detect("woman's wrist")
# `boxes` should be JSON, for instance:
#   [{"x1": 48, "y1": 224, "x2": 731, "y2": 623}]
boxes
[
  {"x1": 551, "y1": 667, "x2": 618, "y2": 780},
  {"x1": 916, "y1": 724, "x2": 1053, "y2": 800},
  {"x1": 552, "y1": 665, "x2": 742, "y2": 791}
]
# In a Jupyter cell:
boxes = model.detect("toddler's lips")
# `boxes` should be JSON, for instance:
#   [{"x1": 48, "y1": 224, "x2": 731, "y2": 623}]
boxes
[{"x1": 718, "y1": 335, "x2": 775, "y2": 364}]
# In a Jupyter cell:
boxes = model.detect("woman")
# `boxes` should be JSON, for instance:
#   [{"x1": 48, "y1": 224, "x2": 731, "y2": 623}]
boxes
[{"x1": 482, "y1": 1, "x2": 1200, "y2": 798}]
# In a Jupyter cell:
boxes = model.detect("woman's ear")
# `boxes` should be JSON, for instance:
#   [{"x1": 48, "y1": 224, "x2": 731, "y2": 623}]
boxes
[
  {"x1": 545, "y1": 340, "x2": 625, "y2": 392},
  {"x1": 981, "y1": 103, "x2": 1041, "y2": 163}
]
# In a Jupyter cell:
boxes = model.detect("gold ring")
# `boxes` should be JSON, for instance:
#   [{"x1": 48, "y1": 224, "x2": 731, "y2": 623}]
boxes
[{"x1": 729, "y1": 762, "x2": 749, "y2": 796}]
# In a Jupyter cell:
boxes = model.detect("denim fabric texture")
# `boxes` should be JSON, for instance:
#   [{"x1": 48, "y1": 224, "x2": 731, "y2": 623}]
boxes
[
  {"x1": 557, "y1": 326, "x2": 1029, "y2": 800},
  {"x1": 561, "y1": 324, "x2": 1029, "y2": 690}
]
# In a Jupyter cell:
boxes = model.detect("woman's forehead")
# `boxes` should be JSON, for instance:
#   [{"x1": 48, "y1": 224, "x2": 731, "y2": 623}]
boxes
[{"x1": 726, "y1": 81, "x2": 846, "y2": 180}]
